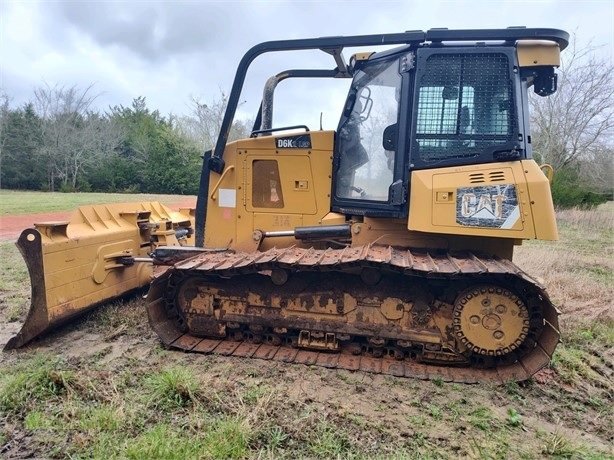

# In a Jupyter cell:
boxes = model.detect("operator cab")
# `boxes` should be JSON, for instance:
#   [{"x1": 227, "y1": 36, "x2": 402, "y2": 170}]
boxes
[
  {"x1": 196, "y1": 28, "x2": 567, "y2": 245},
  {"x1": 331, "y1": 42, "x2": 532, "y2": 218}
]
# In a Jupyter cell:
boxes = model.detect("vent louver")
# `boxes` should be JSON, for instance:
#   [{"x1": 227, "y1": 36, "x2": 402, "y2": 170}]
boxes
[
  {"x1": 489, "y1": 171, "x2": 506, "y2": 182},
  {"x1": 466, "y1": 171, "x2": 507, "y2": 184},
  {"x1": 469, "y1": 173, "x2": 485, "y2": 184}
]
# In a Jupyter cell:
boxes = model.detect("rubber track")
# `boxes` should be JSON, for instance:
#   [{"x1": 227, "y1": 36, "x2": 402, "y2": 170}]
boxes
[{"x1": 146, "y1": 244, "x2": 560, "y2": 384}]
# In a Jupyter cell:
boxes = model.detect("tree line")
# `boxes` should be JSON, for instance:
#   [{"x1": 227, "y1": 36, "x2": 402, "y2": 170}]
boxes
[
  {"x1": 0, "y1": 37, "x2": 612, "y2": 206},
  {"x1": 0, "y1": 87, "x2": 251, "y2": 195}
]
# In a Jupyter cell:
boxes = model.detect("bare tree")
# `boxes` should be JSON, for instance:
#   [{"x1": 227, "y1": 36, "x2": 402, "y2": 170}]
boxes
[
  {"x1": 176, "y1": 90, "x2": 253, "y2": 151},
  {"x1": 578, "y1": 143, "x2": 614, "y2": 191},
  {"x1": 530, "y1": 35, "x2": 614, "y2": 171},
  {"x1": 33, "y1": 83, "x2": 122, "y2": 190}
]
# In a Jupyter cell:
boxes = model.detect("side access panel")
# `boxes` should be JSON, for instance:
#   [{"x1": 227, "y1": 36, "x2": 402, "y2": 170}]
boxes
[{"x1": 408, "y1": 160, "x2": 557, "y2": 240}]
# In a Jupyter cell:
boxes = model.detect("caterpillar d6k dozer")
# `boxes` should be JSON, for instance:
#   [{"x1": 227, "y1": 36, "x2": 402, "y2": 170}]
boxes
[{"x1": 8, "y1": 27, "x2": 569, "y2": 384}]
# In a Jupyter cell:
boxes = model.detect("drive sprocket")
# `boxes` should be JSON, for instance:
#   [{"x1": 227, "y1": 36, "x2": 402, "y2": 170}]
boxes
[{"x1": 452, "y1": 285, "x2": 530, "y2": 357}]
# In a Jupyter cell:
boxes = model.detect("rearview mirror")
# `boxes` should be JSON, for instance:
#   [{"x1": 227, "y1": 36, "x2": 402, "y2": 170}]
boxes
[{"x1": 533, "y1": 67, "x2": 558, "y2": 97}]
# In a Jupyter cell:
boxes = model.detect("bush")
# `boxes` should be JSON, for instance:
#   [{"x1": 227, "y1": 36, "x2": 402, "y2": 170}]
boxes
[
  {"x1": 59, "y1": 182, "x2": 75, "y2": 193},
  {"x1": 551, "y1": 167, "x2": 611, "y2": 209}
]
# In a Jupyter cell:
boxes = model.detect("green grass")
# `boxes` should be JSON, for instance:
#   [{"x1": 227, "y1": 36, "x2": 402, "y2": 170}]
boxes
[
  {"x1": 1, "y1": 345, "x2": 612, "y2": 459},
  {"x1": 307, "y1": 419, "x2": 352, "y2": 457},
  {"x1": 552, "y1": 342, "x2": 606, "y2": 385},
  {"x1": 0, "y1": 241, "x2": 29, "y2": 321},
  {"x1": 506, "y1": 408, "x2": 522, "y2": 427},
  {"x1": 145, "y1": 367, "x2": 201, "y2": 410},
  {"x1": 0, "y1": 190, "x2": 195, "y2": 215},
  {"x1": 564, "y1": 317, "x2": 614, "y2": 348},
  {"x1": 540, "y1": 431, "x2": 603, "y2": 459},
  {"x1": 24, "y1": 410, "x2": 60, "y2": 430},
  {"x1": 0, "y1": 355, "x2": 75, "y2": 413},
  {"x1": 89, "y1": 419, "x2": 250, "y2": 460},
  {"x1": 77, "y1": 404, "x2": 126, "y2": 432},
  {"x1": 550, "y1": 318, "x2": 614, "y2": 387},
  {"x1": 468, "y1": 406, "x2": 494, "y2": 431}
]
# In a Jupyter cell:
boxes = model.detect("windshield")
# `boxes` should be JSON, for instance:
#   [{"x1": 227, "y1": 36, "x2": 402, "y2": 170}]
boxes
[{"x1": 335, "y1": 57, "x2": 402, "y2": 201}]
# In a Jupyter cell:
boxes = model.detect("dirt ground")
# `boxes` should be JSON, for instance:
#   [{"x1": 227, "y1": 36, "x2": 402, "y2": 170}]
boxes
[
  {"x1": 0, "y1": 212, "x2": 72, "y2": 240},
  {"x1": 1, "y1": 207, "x2": 612, "y2": 459}
]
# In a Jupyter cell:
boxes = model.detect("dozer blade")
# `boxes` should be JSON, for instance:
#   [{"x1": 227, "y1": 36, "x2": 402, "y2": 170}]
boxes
[{"x1": 4, "y1": 202, "x2": 194, "y2": 350}]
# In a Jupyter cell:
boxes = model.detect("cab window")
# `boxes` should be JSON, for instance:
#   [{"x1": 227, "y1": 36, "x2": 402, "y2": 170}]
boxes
[
  {"x1": 252, "y1": 160, "x2": 284, "y2": 208},
  {"x1": 414, "y1": 52, "x2": 515, "y2": 162},
  {"x1": 335, "y1": 56, "x2": 402, "y2": 201}
]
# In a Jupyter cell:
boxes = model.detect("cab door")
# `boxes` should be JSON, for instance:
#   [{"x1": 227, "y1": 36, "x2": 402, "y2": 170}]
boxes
[{"x1": 331, "y1": 50, "x2": 414, "y2": 218}]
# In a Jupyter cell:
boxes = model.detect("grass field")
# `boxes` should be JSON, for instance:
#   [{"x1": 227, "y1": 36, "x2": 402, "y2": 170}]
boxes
[
  {"x1": 0, "y1": 190, "x2": 196, "y2": 215},
  {"x1": 0, "y1": 194, "x2": 612, "y2": 459}
]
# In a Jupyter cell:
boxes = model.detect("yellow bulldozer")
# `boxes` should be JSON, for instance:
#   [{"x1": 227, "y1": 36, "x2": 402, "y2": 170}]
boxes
[{"x1": 7, "y1": 27, "x2": 569, "y2": 384}]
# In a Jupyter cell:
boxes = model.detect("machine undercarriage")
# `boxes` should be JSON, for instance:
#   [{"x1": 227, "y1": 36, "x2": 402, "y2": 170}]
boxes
[{"x1": 147, "y1": 245, "x2": 559, "y2": 383}]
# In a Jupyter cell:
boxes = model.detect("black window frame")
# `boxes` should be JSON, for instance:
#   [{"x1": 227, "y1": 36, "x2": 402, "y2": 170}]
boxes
[
  {"x1": 408, "y1": 46, "x2": 524, "y2": 171},
  {"x1": 331, "y1": 50, "x2": 411, "y2": 218}
]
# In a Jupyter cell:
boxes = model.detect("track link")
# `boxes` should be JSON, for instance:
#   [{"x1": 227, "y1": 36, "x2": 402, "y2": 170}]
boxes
[{"x1": 146, "y1": 245, "x2": 560, "y2": 384}]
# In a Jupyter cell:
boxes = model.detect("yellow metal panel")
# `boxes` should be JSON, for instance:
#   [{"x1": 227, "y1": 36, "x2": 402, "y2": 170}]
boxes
[
  {"x1": 517, "y1": 40, "x2": 561, "y2": 67},
  {"x1": 247, "y1": 156, "x2": 317, "y2": 214},
  {"x1": 521, "y1": 160, "x2": 558, "y2": 240},
  {"x1": 253, "y1": 213, "x2": 304, "y2": 231},
  {"x1": 351, "y1": 217, "x2": 449, "y2": 250},
  {"x1": 320, "y1": 212, "x2": 347, "y2": 226},
  {"x1": 240, "y1": 131, "x2": 333, "y2": 221},
  {"x1": 230, "y1": 130, "x2": 335, "y2": 151},
  {"x1": 204, "y1": 143, "x2": 239, "y2": 249},
  {"x1": 8, "y1": 201, "x2": 193, "y2": 349},
  {"x1": 207, "y1": 131, "x2": 335, "y2": 252},
  {"x1": 408, "y1": 162, "x2": 551, "y2": 240},
  {"x1": 206, "y1": 131, "x2": 395, "y2": 251}
]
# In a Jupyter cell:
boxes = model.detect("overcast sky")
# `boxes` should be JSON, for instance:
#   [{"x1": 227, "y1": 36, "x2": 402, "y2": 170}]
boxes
[{"x1": 1, "y1": 0, "x2": 612, "y2": 130}]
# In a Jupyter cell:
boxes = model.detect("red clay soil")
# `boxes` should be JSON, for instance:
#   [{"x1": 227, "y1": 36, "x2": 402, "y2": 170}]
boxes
[
  {"x1": 0, "y1": 200, "x2": 196, "y2": 241},
  {"x1": 0, "y1": 212, "x2": 70, "y2": 241}
]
